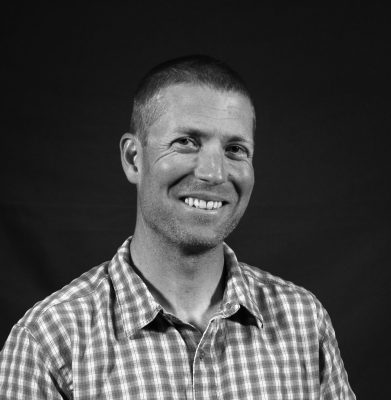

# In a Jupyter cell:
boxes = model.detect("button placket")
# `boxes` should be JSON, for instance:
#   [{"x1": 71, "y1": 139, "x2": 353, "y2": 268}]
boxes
[{"x1": 192, "y1": 320, "x2": 221, "y2": 400}]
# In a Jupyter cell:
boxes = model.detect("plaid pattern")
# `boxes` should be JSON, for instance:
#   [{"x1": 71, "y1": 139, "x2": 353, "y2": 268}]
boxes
[{"x1": 0, "y1": 237, "x2": 355, "y2": 399}]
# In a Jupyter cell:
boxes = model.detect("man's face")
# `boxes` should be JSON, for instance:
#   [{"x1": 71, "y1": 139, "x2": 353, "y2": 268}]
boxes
[{"x1": 135, "y1": 84, "x2": 255, "y2": 251}]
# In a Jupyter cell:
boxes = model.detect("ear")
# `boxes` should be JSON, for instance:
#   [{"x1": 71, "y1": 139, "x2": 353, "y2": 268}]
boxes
[{"x1": 120, "y1": 133, "x2": 142, "y2": 184}]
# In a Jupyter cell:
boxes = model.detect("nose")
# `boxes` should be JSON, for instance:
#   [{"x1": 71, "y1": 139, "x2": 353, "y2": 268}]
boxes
[{"x1": 194, "y1": 145, "x2": 227, "y2": 184}]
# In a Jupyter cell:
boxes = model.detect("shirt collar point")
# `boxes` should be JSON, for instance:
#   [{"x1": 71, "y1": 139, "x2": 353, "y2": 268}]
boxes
[{"x1": 126, "y1": 305, "x2": 162, "y2": 337}]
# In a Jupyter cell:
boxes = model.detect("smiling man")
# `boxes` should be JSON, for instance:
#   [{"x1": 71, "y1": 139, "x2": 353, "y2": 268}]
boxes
[
  {"x1": 0, "y1": 56, "x2": 355, "y2": 399},
  {"x1": 121, "y1": 81, "x2": 255, "y2": 331}
]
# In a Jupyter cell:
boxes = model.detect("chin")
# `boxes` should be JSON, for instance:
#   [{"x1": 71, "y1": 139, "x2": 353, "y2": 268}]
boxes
[
  {"x1": 147, "y1": 212, "x2": 242, "y2": 253},
  {"x1": 173, "y1": 227, "x2": 233, "y2": 254}
]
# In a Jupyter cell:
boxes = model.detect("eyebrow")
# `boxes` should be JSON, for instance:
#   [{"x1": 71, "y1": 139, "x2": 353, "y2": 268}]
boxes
[{"x1": 175, "y1": 127, "x2": 254, "y2": 146}]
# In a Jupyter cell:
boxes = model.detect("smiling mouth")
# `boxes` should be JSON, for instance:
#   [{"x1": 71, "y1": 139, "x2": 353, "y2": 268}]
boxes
[{"x1": 183, "y1": 197, "x2": 223, "y2": 210}]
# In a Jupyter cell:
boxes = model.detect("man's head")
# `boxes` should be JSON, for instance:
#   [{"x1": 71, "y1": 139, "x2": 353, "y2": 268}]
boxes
[
  {"x1": 121, "y1": 55, "x2": 256, "y2": 251},
  {"x1": 129, "y1": 55, "x2": 256, "y2": 145}
]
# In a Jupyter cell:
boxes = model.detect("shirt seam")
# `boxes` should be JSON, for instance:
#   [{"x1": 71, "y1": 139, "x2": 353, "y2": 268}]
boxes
[{"x1": 31, "y1": 272, "x2": 110, "y2": 321}]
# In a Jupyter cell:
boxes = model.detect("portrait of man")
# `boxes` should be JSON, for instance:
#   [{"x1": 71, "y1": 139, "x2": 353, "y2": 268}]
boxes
[
  {"x1": 1, "y1": 4, "x2": 389, "y2": 399},
  {"x1": 0, "y1": 55, "x2": 356, "y2": 399}
]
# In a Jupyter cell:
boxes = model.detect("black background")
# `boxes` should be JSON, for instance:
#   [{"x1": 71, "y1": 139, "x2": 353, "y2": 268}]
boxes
[{"x1": 1, "y1": 3, "x2": 390, "y2": 398}]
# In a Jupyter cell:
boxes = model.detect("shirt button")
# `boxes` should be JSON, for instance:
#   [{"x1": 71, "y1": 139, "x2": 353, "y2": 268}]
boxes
[{"x1": 199, "y1": 350, "x2": 205, "y2": 360}]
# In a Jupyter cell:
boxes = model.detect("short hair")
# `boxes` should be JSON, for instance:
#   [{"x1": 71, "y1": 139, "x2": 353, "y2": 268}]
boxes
[{"x1": 129, "y1": 55, "x2": 255, "y2": 144}]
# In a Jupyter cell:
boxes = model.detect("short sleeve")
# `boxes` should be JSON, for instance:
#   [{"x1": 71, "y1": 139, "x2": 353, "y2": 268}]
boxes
[
  {"x1": 318, "y1": 304, "x2": 356, "y2": 400},
  {"x1": 0, "y1": 324, "x2": 71, "y2": 400}
]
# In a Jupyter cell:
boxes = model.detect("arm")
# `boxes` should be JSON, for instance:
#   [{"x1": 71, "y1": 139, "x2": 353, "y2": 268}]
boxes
[
  {"x1": 0, "y1": 324, "x2": 71, "y2": 399},
  {"x1": 318, "y1": 304, "x2": 356, "y2": 400}
]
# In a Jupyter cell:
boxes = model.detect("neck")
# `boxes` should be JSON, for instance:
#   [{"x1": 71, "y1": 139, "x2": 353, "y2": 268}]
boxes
[{"x1": 130, "y1": 227, "x2": 225, "y2": 331}]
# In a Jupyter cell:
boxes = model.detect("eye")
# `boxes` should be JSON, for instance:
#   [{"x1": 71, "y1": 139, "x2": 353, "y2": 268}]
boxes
[
  {"x1": 226, "y1": 144, "x2": 249, "y2": 158},
  {"x1": 172, "y1": 136, "x2": 199, "y2": 151}
]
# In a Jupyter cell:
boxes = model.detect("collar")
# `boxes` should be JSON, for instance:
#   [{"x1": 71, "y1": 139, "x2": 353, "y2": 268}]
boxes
[
  {"x1": 108, "y1": 237, "x2": 163, "y2": 337},
  {"x1": 109, "y1": 237, "x2": 264, "y2": 337},
  {"x1": 222, "y1": 243, "x2": 264, "y2": 329}
]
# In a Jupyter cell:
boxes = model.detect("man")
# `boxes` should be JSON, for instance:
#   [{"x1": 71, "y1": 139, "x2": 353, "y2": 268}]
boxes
[{"x1": 0, "y1": 55, "x2": 355, "y2": 399}]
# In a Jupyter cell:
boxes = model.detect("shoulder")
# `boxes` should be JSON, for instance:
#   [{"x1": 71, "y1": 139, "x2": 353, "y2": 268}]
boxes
[
  {"x1": 1, "y1": 261, "x2": 114, "y2": 384},
  {"x1": 239, "y1": 261, "x2": 325, "y2": 326},
  {"x1": 239, "y1": 261, "x2": 314, "y2": 295},
  {"x1": 17, "y1": 261, "x2": 111, "y2": 340}
]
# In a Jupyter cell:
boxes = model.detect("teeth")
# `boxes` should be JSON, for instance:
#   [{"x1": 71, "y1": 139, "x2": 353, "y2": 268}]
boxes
[{"x1": 183, "y1": 197, "x2": 223, "y2": 210}]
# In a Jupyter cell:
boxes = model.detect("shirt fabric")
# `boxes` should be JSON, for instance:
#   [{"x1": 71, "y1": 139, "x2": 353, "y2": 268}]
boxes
[{"x1": 0, "y1": 237, "x2": 356, "y2": 399}]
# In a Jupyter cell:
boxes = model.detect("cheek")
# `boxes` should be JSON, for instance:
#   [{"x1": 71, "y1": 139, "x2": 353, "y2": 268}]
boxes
[
  {"x1": 156, "y1": 154, "x2": 196, "y2": 180},
  {"x1": 139, "y1": 156, "x2": 195, "y2": 198},
  {"x1": 235, "y1": 164, "x2": 255, "y2": 198}
]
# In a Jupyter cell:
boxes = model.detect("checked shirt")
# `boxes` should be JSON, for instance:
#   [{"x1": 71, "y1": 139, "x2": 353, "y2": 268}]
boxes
[{"x1": 0, "y1": 237, "x2": 355, "y2": 399}]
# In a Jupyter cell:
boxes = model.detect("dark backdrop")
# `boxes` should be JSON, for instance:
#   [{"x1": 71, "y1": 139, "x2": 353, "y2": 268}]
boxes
[{"x1": 1, "y1": 3, "x2": 389, "y2": 398}]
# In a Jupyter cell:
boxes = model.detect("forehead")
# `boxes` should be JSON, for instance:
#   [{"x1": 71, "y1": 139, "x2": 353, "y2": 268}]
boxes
[{"x1": 151, "y1": 84, "x2": 255, "y2": 137}]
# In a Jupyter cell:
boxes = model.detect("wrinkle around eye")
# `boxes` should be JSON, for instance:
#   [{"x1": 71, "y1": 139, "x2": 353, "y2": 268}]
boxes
[
  {"x1": 144, "y1": 140, "x2": 176, "y2": 165},
  {"x1": 150, "y1": 146, "x2": 190, "y2": 166},
  {"x1": 171, "y1": 137, "x2": 199, "y2": 152}
]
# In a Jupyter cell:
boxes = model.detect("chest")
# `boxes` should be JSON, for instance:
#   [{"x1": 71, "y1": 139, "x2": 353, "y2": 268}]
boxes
[{"x1": 70, "y1": 319, "x2": 320, "y2": 399}]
